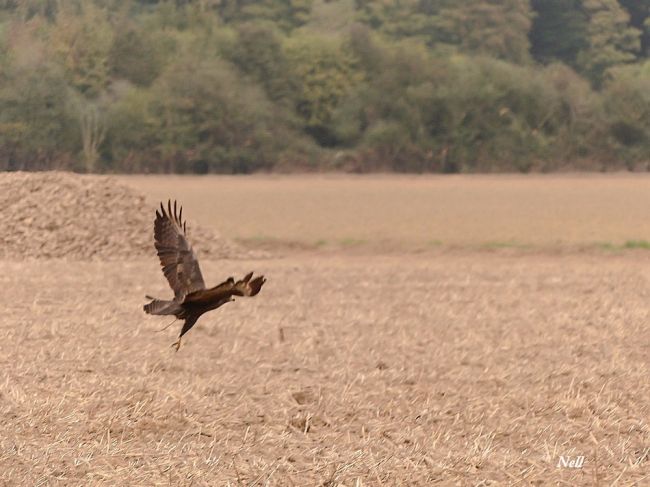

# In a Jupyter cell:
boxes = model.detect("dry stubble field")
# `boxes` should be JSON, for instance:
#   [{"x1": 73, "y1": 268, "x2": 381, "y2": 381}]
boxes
[
  {"x1": 118, "y1": 174, "x2": 650, "y2": 251},
  {"x1": 2, "y1": 175, "x2": 650, "y2": 485}
]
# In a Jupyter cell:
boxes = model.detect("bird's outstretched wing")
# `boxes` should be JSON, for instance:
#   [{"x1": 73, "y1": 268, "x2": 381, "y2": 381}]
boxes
[
  {"x1": 184, "y1": 272, "x2": 266, "y2": 305},
  {"x1": 154, "y1": 200, "x2": 206, "y2": 299}
]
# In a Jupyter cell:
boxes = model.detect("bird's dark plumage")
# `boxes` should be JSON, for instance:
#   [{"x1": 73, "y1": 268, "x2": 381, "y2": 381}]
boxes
[{"x1": 144, "y1": 200, "x2": 266, "y2": 350}]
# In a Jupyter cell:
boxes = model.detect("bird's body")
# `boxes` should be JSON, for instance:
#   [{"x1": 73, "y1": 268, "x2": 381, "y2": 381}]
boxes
[{"x1": 144, "y1": 200, "x2": 265, "y2": 350}]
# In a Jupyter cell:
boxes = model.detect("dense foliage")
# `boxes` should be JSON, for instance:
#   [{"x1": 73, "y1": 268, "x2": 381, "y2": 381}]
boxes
[{"x1": 0, "y1": 0, "x2": 648, "y2": 173}]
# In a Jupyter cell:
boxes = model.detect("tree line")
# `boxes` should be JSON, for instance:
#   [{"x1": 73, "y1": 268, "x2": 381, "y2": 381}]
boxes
[{"x1": 0, "y1": 0, "x2": 648, "y2": 173}]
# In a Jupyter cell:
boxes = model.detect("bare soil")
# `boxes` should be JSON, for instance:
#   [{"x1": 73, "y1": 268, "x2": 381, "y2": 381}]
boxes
[
  {"x1": 118, "y1": 173, "x2": 650, "y2": 251},
  {"x1": 1, "y1": 174, "x2": 649, "y2": 485},
  {"x1": 0, "y1": 172, "x2": 245, "y2": 260}
]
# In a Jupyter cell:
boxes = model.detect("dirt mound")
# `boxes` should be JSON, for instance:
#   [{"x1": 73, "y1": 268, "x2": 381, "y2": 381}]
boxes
[{"x1": 0, "y1": 171, "x2": 247, "y2": 260}]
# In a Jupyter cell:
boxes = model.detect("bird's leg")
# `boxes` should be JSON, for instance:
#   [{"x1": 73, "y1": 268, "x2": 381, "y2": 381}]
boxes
[
  {"x1": 171, "y1": 337, "x2": 182, "y2": 352},
  {"x1": 156, "y1": 318, "x2": 177, "y2": 333}
]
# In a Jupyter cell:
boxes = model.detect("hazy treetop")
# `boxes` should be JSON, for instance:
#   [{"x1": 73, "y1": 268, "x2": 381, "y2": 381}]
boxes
[{"x1": 0, "y1": 0, "x2": 648, "y2": 173}]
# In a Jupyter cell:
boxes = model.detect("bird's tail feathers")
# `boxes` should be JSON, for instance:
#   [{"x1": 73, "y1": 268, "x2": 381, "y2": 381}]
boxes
[{"x1": 143, "y1": 297, "x2": 181, "y2": 316}]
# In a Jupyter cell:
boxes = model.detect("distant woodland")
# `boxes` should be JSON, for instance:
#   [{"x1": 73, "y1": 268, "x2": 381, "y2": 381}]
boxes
[{"x1": 0, "y1": 0, "x2": 648, "y2": 173}]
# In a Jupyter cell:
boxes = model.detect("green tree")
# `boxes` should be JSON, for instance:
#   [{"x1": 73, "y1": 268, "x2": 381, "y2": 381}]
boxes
[
  {"x1": 109, "y1": 24, "x2": 163, "y2": 87},
  {"x1": 2, "y1": 0, "x2": 59, "y2": 21},
  {"x1": 529, "y1": 0, "x2": 588, "y2": 67},
  {"x1": 145, "y1": 58, "x2": 286, "y2": 173},
  {"x1": 104, "y1": 85, "x2": 159, "y2": 172},
  {"x1": 216, "y1": 0, "x2": 313, "y2": 31},
  {"x1": 50, "y1": 3, "x2": 114, "y2": 97},
  {"x1": 72, "y1": 94, "x2": 108, "y2": 172},
  {"x1": 355, "y1": 0, "x2": 533, "y2": 64},
  {"x1": 618, "y1": 0, "x2": 649, "y2": 57},
  {"x1": 1, "y1": 0, "x2": 649, "y2": 173},
  {"x1": 49, "y1": 4, "x2": 116, "y2": 171},
  {"x1": 227, "y1": 21, "x2": 297, "y2": 105},
  {"x1": 285, "y1": 33, "x2": 362, "y2": 145},
  {"x1": 335, "y1": 33, "x2": 442, "y2": 171},
  {"x1": 435, "y1": 0, "x2": 533, "y2": 64},
  {"x1": 0, "y1": 63, "x2": 77, "y2": 170},
  {"x1": 539, "y1": 63, "x2": 603, "y2": 166},
  {"x1": 577, "y1": 0, "x2": 641, "y2": 85},
  {"x1": 602, "y1": 61, "x2": 650, "y2": 167},
  {"x1": 354, "y1": 0, "x2": 437, "y2": 44},
  {"x1": 304, "y1": 0, "x2": 356, "y2": 36}
]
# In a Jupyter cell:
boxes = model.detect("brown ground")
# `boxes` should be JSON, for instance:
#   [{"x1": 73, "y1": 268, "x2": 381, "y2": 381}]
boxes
[
  {"x1": 2, "y1": 174, "x2": 649, "y2": 485},
  {"x1": 118, "y1": 173, "x2": 650, "y2": 251},
  {"x1": 0, "y1": 172, "x2": 245, "y2": 260}
]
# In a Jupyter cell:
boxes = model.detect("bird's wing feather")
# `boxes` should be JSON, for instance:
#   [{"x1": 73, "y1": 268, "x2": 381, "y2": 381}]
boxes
[
  {"x1": 231, "y1": 272, "x2": 266, "y2": 297},
  {"x1": 154, "y1": 200, "x2": 206, "y2": 299},
  {"x1": 185, "y1": 272, "x2": 266, "y2": 305}
]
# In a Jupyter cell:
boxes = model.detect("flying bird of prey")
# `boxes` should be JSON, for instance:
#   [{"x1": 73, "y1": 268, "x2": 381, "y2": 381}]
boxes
[{"x1": 144, "y1": 200, "x2": 265, "y2": 351}]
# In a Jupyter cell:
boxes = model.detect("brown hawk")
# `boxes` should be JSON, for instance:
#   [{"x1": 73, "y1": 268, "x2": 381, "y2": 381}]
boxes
[{"x1": 144, "y1": 200, "x2": 265, "y2": 351}]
